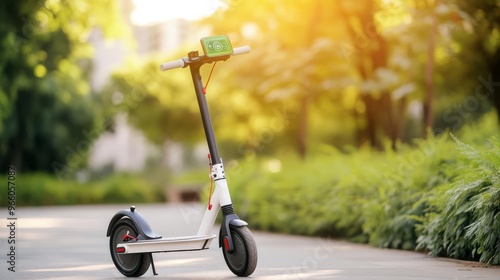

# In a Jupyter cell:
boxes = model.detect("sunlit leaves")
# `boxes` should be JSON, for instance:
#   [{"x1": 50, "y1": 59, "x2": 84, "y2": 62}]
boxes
[{"x1": 110, "y1": 0, "x2": 499, "y2": 158}]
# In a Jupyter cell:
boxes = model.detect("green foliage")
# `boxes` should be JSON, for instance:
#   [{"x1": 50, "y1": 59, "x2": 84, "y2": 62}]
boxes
[
  {"x1": 228, "y1": 136, "x2": 453, "y2": 244},
  {"x1": 0, "y1": 0, "x2": 126, "y2": 172},
  {"x1": 222, "y1": 112, "x2": 500, "y2": 264},
  {"x1": 106, "y1": 0, "x2": 500, "y2": 161},
  {"x1": 417, "y1": 135, "x2": 500, "y2": 264},
  {"x1": 202, "y1": 0, "x2": 500, "y2": 154},
  {"x1": 0, "y1": 173, "x2": 165, "y2": 206}
]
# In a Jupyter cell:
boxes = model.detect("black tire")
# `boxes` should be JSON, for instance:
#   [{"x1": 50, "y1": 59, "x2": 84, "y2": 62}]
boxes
[
  {"x1": 222, "y1": 226, "x2": 258, "y2": 277},
  {"x1": 109, "y1": 218, "x2": 151, "y2": 277}
]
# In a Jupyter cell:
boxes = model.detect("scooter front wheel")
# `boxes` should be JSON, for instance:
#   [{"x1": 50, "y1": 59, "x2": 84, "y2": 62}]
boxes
[
  {"x1": 109, "y1": 218, "x2": 151, "y2": 277},
  {"x1": 222, "y1": 226, "x2": 258, "y2": 277}
]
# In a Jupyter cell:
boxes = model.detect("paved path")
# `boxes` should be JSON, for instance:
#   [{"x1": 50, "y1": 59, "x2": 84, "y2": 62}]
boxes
[{"x1": 0, "y1": 203, "x2": 499, "y2": 279}]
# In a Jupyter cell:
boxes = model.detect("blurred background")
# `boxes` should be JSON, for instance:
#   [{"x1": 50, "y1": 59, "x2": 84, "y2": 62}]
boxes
[{"x1": 0, "y1": 0, "x2": 499, "y2": 264}]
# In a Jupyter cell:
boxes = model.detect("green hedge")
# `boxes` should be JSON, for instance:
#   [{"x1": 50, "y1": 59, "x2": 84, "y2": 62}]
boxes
[
  {"x1": 417, "y1": 135, "x2": 500, "y2": 264},
  {"x1": 0, "y1": 173, "x2": 165, "y2": 206},
  {"x1": 225, "y1": 112, "x2": 500, "y2": 265}
]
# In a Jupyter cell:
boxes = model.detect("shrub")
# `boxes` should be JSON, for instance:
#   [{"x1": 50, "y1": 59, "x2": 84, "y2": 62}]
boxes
[
  {"x1": 417, "y1": 136, "x2": 500, "y2": 264},
  {"x1": 0, "y1": 173, "x2": 165, "y2": 206},
  {"x1": 224, "y1": 112, "x2": 500, "y2": 264}
]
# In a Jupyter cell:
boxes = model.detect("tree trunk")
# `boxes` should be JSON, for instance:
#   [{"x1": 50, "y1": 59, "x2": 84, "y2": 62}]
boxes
[
  {"x1": 381, "y1": 91, "x2": 397, "y2": 150},
  {"x1": 297, "y1": 95, "x2": 309, "y2": 159},
  {"x1": 423, "y1": 12, "x2": 436, "y2": 138},
  {"x1": 8, "y1": 139, "x2": 22, "y2": 171},
  {"x1": 490, "y1": 68, "x2": 500, "y2": 125},
  {"x1": 340, "y1": 0, "x2": 395, "y2": 149},
  {"x1": 396, "y1": 96, "x2": 408, "y2": 141},
  {"x1": 294, "y1": 0, "x2": 321, "y2": 158},
  {"x1": 361, "y1": 94, "x2": 382, "y2": 149}
]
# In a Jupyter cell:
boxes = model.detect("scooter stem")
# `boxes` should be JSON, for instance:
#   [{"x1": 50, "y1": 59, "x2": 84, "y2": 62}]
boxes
[{"x1": 189, "y1": 60, "x2": 222, "y2": 164}]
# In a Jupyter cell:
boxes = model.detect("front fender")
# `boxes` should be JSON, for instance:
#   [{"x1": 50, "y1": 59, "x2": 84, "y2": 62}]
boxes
[
  {"x1": 106, "y1": 208, "x2": 161, "y2": 240},
  {"x1": 219, "y1": 214, "x2": 248, "y2": 251},
  {"x1": 229, "y1": 219, "x2": 248, "y2": 227}
]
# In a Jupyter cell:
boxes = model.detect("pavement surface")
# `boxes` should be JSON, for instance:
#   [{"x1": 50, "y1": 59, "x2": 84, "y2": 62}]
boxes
[{"x1": 0, "y1": 203, "x2": 499, "y2": 279}]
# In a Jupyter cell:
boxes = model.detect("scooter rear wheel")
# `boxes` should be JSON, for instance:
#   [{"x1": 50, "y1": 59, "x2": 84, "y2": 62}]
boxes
[
  {"x1": 222, "y1": 226, "x2": 258, "y2": 277},
  {"x1": 109, "y1": 218, "x2": 151, "y2": 277}
]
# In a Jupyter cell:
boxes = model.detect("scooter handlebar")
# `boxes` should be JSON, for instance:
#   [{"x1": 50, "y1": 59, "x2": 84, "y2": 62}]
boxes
[
  {"x1": 232, "y1": 45, "x2": 251, "y2": 56},
  {"x1": 160, "y1": 45, "x2": 250, "y2": 71},
  {"x1": 160, "y1": 59, "x2": 185, "y2": 71}
]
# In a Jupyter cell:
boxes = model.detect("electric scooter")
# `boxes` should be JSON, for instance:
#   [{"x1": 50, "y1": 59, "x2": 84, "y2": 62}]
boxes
[{"x1": 106, "y1": 35, "x2": 257, "y2": 277}]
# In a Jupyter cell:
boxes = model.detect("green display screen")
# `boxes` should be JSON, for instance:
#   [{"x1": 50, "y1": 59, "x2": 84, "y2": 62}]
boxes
[{"x1": 200, "y1": 35, "x2": 233, "y2": 57}]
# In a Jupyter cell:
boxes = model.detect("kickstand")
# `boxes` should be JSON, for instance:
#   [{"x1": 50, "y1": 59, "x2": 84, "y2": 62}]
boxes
[{"x1": 150, "y1": 253, "x2": 158, "y2": 276}]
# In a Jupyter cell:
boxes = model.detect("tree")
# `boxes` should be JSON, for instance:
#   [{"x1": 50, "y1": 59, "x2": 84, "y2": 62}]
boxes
[
  {"x1": 107, "y1": 0, "x2": 499, "y2": 162},
  {"x1": 454, "y1": 0, "x2": 500, "y2": 123},
  {"x1": 0, "y1": 0, "x2": 125, "y2": 172},
  {"x1": 339, "y1": 1, "x2": 399, "y2": 149},
  {"x1": 205, "y1": 0, "x2": 353, "y2": 157}
]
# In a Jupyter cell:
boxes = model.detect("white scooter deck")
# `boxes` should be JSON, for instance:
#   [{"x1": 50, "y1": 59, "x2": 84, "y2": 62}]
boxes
[{"x1": 117, "y1": 234, "x2": 217, "y2": 254}]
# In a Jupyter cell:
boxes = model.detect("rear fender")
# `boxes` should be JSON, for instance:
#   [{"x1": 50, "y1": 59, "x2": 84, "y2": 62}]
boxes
[{"x1": 106, "y1": 207, "x2": 161, "y2": 240}]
